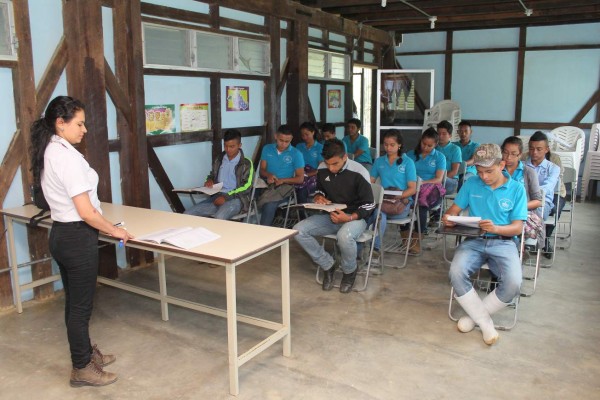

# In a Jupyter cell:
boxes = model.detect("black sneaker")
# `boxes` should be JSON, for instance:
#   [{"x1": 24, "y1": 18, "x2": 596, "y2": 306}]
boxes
[
  {"x1": 322, "y1": 264, "x2": 336, "y2": 291},
  {"x1": 339, "y1": 269, "x2": 357, "y2": 293}
]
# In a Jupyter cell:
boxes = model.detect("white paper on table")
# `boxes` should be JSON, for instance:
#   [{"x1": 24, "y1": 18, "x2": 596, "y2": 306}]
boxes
[
  {"x1": 303, "y1": 203, "x2": 347, "y2": 212},
  {"x1": 191, "y1": 182, "x2": 223, "y2": 195},
  {"x1": 136, "y1": 226, "x2": 220, "y2": 249},
  {"x1": 447, "y1": 216, "x2": 481, "y2": 228}
]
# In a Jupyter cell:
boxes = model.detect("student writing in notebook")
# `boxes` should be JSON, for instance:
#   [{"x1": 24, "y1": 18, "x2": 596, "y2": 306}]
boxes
[
  {"x1": 184, "y1": 129, "x2": 253, "y2": 220},
  {"x1": 294, "y1": 139, "x2": 374, "y2": 293},
  {"x1": 442, "y1": 143, "x2": 527, "y2": 345}
]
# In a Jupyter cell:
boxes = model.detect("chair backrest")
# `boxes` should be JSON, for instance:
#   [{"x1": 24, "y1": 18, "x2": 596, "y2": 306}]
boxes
[
  {"x1": 550, "y1": 126, "x2": 585, "y2": 162},
  {"x1": 562, "y1": 167, "x2": 577, "y2": 186},
  {"x1": 422, "y1": 100, "x2": 461, "y2": 140},
  {"x1": 520, "y1": 135, "x2": 531, "y2": 153},
  {"x1": 589, "y1": 123, "x2": 600, "y2": 153}
]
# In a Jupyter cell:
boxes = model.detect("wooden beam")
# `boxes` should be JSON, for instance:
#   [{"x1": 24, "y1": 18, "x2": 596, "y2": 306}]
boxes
[
  {"x1": 0, "y1": 59, "x2": 17, "y2": 68},
  {"x1": 571, "y1": 88, "x2": 600, "y2": 125},
  {"x1": 35, "y1": 36, "x2": 69, "y2": 118},
  {"x1": 0, "y1": 130, "x2": 23, "y2": 206},
  {"x1": 12, "y1": 0, "x2": 55, "y2": 302},
  {"x1": 63, "y1": 0, "x2": 118, "y2": 279},
  {"x1": 286, "y1": 19, "x2": 309, "y2": 136},
  {"x1": 210, "y1": 77, "x2": 223, "y2": 162},
  {"x1": 144, "y1": 67, "x2": 269, "y2": 81},
  {"x1": 266, "y1": 16, "x2": 280, "y2": 141},
  {"x1": 514, "y1": 27, "x2": 526, "y2": 136},
  {"x1": 114, "y1": 0, "x2": 153, "y2": 269},
  {"x1": 444, "y1": 31, "x2": 453, "y2": 99},
  {"x1": 147, "y1": 144, "x2": 185, "y2": 213},
  {"x1": 276, "y1": 57, "x2": 290, "y2": 98}
]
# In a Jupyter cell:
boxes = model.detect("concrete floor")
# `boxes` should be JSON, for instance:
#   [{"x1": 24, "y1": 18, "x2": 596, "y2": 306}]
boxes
[{"x1": 1, "y1": 202, "x2": 599, "y2": 400}]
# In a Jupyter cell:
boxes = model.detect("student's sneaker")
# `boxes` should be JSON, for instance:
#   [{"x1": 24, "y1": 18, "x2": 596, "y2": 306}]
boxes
[
  {"x1": 91, "y1": 344, "x2": 116, "y2": 367},
  {"x1": 70, "y1": 361, "x2": 117, "y2": 387}
]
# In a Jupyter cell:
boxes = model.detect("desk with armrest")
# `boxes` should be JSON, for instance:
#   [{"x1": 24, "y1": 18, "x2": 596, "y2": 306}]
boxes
[{"x1": 1, "y1": 203, "x2": 296, "y2": 396}]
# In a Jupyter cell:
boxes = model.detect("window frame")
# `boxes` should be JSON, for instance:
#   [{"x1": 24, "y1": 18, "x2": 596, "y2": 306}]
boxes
[
  {"x1": 0, "y1": 0, "x2": 16, "y2": 61},
  {"x1": 308, "y1": 48, "x2": 350, "y2": 82}
]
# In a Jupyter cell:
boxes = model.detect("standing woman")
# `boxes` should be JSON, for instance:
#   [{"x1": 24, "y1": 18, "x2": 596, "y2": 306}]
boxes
[
  {"x1": 30, "y1": 96, "x2": 133, "y2": 387},
  {"x1": 405, "y1": 127, "x2": 446, "y2": 253}
]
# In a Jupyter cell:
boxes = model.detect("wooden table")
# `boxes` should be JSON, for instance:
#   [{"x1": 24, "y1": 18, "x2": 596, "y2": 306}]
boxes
[{"x1": 1, "y1": 203, "x2": 296, "y2": 396}]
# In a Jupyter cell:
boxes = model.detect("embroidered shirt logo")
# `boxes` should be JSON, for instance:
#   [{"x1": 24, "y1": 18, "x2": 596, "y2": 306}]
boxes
[
  {"x1": 498, "y1": 198, "x2": 513, "y2": 210},
  {"x1": 283, "y1": 155, "x2": 293, "y2": 164},
  {"x1": 429, "y1": 160, "x2": 436, "y2": 167},
  {"x1": 397, "y1": 165, "x2": 406, "y2": 173}
]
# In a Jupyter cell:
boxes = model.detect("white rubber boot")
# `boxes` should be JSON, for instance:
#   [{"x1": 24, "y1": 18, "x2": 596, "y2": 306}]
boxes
[
  {"x1": 455, "y1": 288, "x2": 499, "y2": 345},
  {"x1": 457, "y1": 289, "x2": 509, "y2": 333}
]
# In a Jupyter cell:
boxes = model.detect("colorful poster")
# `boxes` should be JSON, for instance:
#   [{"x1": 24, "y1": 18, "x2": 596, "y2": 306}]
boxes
[
  {"x1": 180, "y1": 103, "x2": 209, "y2": 132},
  {"x1": 327, "y1": 89, "x2": 341, "y2": 109},
  {"x1": 226, "y1": 86, "x2": 249, "y2": 111},
  {"x1": 145, "y1": 104, "x2": 175, "y2": 135}
]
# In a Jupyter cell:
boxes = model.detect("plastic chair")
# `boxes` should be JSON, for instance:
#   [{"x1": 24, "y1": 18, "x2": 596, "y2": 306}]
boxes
[
  {"x1": 381, "y1": 179, "x2": 422, "y2": 269},
  {"x1": 551, "y1": 126, "x2": 585, "y2": 193},
  {"x1": 422, "y1": 100, "x2": 461, "y2": 141},
  {"x1": 541, "y1": 177, "x2": 561, "y2": 267},
  {"x1": 448, "y1": 225, "x2": 525, "y2": 331},
  {"x1": 581, "y1": 123, "x2": 600, "y2": 201},
  {"x1": 315, "y1": 183, "x2": 384, "y2": 292},
  {"x1": 230, "y1": 165, "x2": 262, "y2": 224},
  {"x1": 520, "y1": 190, "x2": 546, "y2": 297},
  {"x1": 555, "y1": 167, "x2": 576, "y2": 250}
]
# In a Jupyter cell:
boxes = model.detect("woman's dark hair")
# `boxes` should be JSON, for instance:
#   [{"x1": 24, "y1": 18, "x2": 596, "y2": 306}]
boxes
[
  {"x1": 30, "y1": 96, "x2": 85, "y2": 183},
  {"x1": 530, "y1": 130, "x2": 552, "y2": 160},
  {"x1": 383, "y1": 129, "x2": 404, "y2": 165},
  {"x1": 501, "y1": 136, "x2": 523, "y2": 154},
  {"x1": 299, "y1": 121, "x2": 322, "y2": 142},
  {"x1": 414, "y1": 127, "x2": 439, "y2": 161}
]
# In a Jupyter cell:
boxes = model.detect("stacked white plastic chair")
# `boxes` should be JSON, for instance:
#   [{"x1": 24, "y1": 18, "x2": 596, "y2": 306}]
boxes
[
  {"x1": 549, "y1": 126, "x2": 585, "y2": 190},
  {"x1": 422, "y1": 100, "x2": 461, "y2": 141},
  {"x1": 581, "y1": 123, "x2": 600, "y2": 201}
]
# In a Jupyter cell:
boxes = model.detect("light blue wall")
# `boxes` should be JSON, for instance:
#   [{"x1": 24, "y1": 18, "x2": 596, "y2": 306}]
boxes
[
  {"x1": 452, "y1": 51, "x2": 518, "y2": 121},
  {"x1": 454, "y1": 28, "x2": 519, "y2": 50},
  {"x1": 308, "y1": 84, "x2": 320, "y2": 120},
  {"x1": 143, "y1": 0, "x2": 208, "y2": 13},
  {"x1": 527, "y1": 23, "x2": 600, "y2": 46},
  {"x1": 398, "y1": 32, "x2": 446, "y2": 52},
  {"x1": 326, "y1": 84, "x2": 345, "y2": 123}
]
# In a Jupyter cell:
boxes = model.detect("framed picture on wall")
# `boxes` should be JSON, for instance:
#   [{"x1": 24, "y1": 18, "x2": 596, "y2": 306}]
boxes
[
  {"x1": 145, "y1": 104, "x2": 176, "y2": 135},
  {"x1": 180, "y1": 103, "x2": 209, "y2": 132},
  {"x1": 327, "y1": 89, "x2": 341, "y2": 109},
  {"x1": 226, "y1": 86, "x2": 250, "y2": 111}
]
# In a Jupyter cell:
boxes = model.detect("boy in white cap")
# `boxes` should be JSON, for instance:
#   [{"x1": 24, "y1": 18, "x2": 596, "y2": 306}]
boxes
[{"x1": 442, "y1": 143, "x2": 527, "y2": 345}]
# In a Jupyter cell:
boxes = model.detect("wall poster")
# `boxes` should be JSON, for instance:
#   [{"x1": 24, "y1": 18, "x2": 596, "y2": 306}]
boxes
[
  {"x1": 226, "y1": 86, "x2": 249, "y2": 111},
  {"x1": 327, "y1": 89, "x2": 341, "y2": 109},
  {"x1": 145, "y1": 104, "x2": 175, "y2": 135},
  {"x1": 180, "y1": 103, "x2": 209, "y2": 132}
]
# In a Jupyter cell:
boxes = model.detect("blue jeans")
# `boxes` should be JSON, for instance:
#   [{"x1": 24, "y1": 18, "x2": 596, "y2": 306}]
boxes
[
  {"x1": 293, "y1": 214, "x2": 367, "y2": 274},
  {"x1": 449, "y1": 238, "x2": 522, "y2": 303},
  {"x1": 49, "y1": 221, "x2": 99, "y2": 369},
  {"x1": 184, "y1": 197, "x2": 242, "y2": 220},
  {"x1": 373, "y1": 206, "x2": 411, "y2": 250},
  {"x1": 259, "y1": 199, "x2": 288, "y2": 226}
]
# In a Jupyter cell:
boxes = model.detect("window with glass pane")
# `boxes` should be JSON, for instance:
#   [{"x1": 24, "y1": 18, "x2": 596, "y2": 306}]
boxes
[
  {"x1": 330, "y1": 54, "x2": 347, "y2": 80},
  {"x1": 308, "y1": 50, "x2": 326, "y2": 78},
  {"x1": 237, "y1": 38, "x2": 269, "y2": 74},
  {"x1": 144, "y1": 25, "x2": 190, "y2": 67},
  {"x1": 0, "y1": 1, "x2": 13, "y2": 57},
  {"x1": 196, "y1": 32, "x2": 231, "y2": 70}
]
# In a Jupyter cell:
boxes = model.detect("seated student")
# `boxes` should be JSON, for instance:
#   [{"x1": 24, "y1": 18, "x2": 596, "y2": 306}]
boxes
[
  {"x1": 405, "y1": 127, "x2": 446, "y2": 253},
  {"x1": 342, "y1": 118, "x2": 372, "y2": 171},
  {"x1": 370, "y1": 130, "x2": 417, "y2": 255},
  {"x1": 453, "y1": 120, "x2": 480, "y2": 183},
  {"x1": 436, "y1": 120, "x2": 462, "y2": 195},
  {"x1": 322, "y1": 123, "x2": 347, "y2": 152},
  {"x1": 258, "y1": 125, "x2": 305, "y2": 226},
  {"x1": 522, "y1": 131, "x2": 565, "y2": 257},
  {"x1": 184, "y1": 129, "x2": 253, "y2": 220},
  {"x1": 443, "y1": 143, "x2": 527, "y2": 345},
  {"x1": 501, "y1": 136, "x2": 544, "y2": 247},
  {"x1": 293, "y1": 139, "x2": 375, "y2": 293},
  {"x1": 296, "y1": 121, "x2": 324, "y2": 206}
]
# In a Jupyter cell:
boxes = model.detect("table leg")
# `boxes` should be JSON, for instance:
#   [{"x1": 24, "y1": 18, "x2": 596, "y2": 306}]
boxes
[
  {"x1": 225, "y1": 262, "x2": 239, "y2": 396},
  {"x1": 281, "y1": 240, "x2": 291, "y2": 357},
  {"x1": 157, "y1": 253, "x2": 169, "y2": 321},
  {"x1": 6, "y1": 216, "x2": 23, "y2": 313}
]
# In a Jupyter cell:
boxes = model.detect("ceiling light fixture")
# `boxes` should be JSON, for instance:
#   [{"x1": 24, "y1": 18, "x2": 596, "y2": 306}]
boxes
[
  {"x1": 518, "y1": 0, "x2": 533, "y2": 16},
  {"x1": 381, "y1": 0, "x2": 387, "y2": 7},
  {"x1": 399, "y1": 1, "x2": 437, "y2": 30}
]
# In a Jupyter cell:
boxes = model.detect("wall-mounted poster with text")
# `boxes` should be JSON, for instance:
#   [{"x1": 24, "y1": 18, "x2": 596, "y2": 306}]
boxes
[
  {"x1": 145, "y1": 104, "x2": 175, "y2": 135},
  {"x1": 327, "y1": 89, "x2": 341, "y2": 109},
  {"x1": 180, "y1": 103, "x2": 209, "y2": 132},
  {"x1": 226, "y1": 86, "x2": 249, "y2": 111}
]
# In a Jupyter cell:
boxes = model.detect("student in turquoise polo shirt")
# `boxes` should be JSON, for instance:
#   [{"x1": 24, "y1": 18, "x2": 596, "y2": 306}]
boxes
[
  {"x1": 436, "y1": 120, "x2": 462, "y2": 195},
  {"x1": 370, "y1": 130, "x2": 417, "y2": 254},
  {"x1": 258, "y1": 124, "x2": 305, "y2": 226},
  {"x1": 296, "y1": 121, "x2": 324, "y2": 208},
  {"x1": 443, "y1": 143, "x2": 527, "y2": 346},
  {"x1": 342, "y1": 118, "x2": 372, "y2": 171},
  {"x1": 406, "y1": 128, "x2": 446, "y2": 252},
  {"x1": 453, "y1": 120, "x2": 480, "y2": 183}
]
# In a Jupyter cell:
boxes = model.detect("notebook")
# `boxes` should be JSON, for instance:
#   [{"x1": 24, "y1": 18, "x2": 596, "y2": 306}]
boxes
[{"x1": 136, "y1": 227, "x2": 220, "y2": 249}]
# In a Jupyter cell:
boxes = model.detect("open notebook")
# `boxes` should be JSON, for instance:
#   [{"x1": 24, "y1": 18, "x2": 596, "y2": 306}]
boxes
[
  {"x1": 300, "y1": 203, "x2": 347, "y2": 212},
  {"x1": 136, "y1": 227, "x2": 220, "y2": 249}
]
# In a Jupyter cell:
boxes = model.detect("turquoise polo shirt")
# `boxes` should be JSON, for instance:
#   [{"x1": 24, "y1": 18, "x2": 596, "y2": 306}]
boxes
[
  {"x1": 454, "y1": 171, "x2": 528, "y2": 227},
  {"x1": 437, "y1": 142, "x2": 462, "y2": 173},
  {"x1": 342, "y1": 135, "x2": 372, "y2": 164},
  {"x1": 509, "y1": 161, "x2": 525, "y2": 184},
  {"x1": 453, "y1": 140, "x2": 480, "y2": 175},
  {"x1": 260, "y1": 143, "x2": 305, "y2": 179},
  {"x1": 371, "y1": 155, "x2": 417, "y2": 190},
  {"x1": 406, "y1": 148, "x2": 446, "y2": 181},
  {"x1": 296, "y1": 141, "x2": 324, "y2": 169}
]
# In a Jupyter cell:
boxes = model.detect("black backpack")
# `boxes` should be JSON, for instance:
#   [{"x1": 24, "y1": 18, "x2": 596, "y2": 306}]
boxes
[{"x1": 28, "y1": 183, "x2": 51, "y2": 227}]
